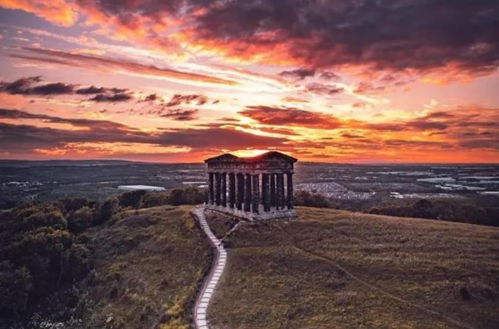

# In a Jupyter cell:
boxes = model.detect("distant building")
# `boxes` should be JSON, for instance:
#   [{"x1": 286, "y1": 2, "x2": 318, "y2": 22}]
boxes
[
  {"x1": 117, "y1": 185, "x2": 165, "y2": 192},
  {"x1": 204, "y1": 151, "x2": 297, "y2": 220}
]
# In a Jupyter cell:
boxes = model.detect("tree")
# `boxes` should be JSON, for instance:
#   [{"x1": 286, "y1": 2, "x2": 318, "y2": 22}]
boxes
[
  {"x1": 94, "y1": 197, "x2": 118, "y2": 225},
  {"x1": 0, "y1": 261, "x2": 32, "y2": 316},
  {"x1": 68, "y1": 206, "x2": 93, "y2": 233},
  {"x1": 119, "y1": 190, "x2": 147, "y2": 208}
]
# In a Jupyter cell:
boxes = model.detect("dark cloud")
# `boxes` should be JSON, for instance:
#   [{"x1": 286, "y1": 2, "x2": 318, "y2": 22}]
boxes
[
  {"x1": 0, "y1": 76, "x2": 41, "y2": 94},
  {"x1": 341, "y1": 132, "x2": 364, "y2": 139},
  {"x1": 156, "y1": 128, "x2": 287, "y2": 149},
  {"x1": 11, "y1": 1, "x2": 499, "y2": 80},
  {"x1": 383, "y1": 139, "x2": 451, "y2": 149},
  {"x1": 359, "y1": 107, "x2": 499, "y2": 149},
  {"x1": 165, "y1": 94, "x2": 208, "y2": 107},
  {"x1": 30, "y1": 82, "x2": 74, "y2": 95},
  {"x1": 0, "y1": 108, "x2": 286, "y2": 153},
  {"x1": 143, "y1": 93, "x2": 158, "y2": 102},
  {"x1": 319, "y1": 71, "x2": 339, "y2": 80},
  {"x1": 75, "y1": 86, "x2": 107, "y2": 94},
  {"x1": 0, "y1": 108, "x2": 135, "y2": 131},
  {"x1": 406, "y1": 120, "x2": 449, "y2": 131},
  {"x1": 459, "y1": 139, "x2": 499, "y2": 150},
  {"x1": 0, "y1": 76, "x2": 135, "y2": 102},
  {"x1": 279, "y1": 68, "x2": 315, "y2": 80},
  {"x1": 240, "y1": 106, "x2": 343, "y2": 129},
  {"x1": 0, "y1": 76, "x2": 74, "y2": 95},
  {"x1": 89, "y1": 92, "x2": 133, "y2": 103},
  {"x1": 160, "y1": 108, "x2": 199, "y2": 121},
  {"x1": 305, "y1": 83, "x2": 344, "y2": 96},
  {"x1": 188, "y1": 0, "x2": 499, "y2": 77}
]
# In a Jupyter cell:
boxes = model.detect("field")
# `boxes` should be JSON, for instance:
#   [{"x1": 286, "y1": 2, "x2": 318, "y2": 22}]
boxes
[{"x1": 207, "y1": 207, "x2": 499, "y2": 329}]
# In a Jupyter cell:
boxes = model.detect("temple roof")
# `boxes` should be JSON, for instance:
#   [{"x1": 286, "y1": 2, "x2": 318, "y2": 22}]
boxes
[
  {"x1": 204, "y1": 153, "x2": 238, "y2": 162},
  {"x1": 204, "y1": 151, "x2": 297, "y2": 163}
]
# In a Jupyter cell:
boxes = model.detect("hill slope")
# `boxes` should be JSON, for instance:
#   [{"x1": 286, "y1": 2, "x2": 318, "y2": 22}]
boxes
[
  {"x1": 81, "y1": 205, "x2": 213, "y2": 329},
  {"x1": 207, "y1": 207, "x2": 499, "y2": 329}
]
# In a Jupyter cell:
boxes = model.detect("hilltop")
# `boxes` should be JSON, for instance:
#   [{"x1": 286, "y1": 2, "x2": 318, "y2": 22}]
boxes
[{"x1": 1, "y1": 193, "x2": 498, "y2": 329}]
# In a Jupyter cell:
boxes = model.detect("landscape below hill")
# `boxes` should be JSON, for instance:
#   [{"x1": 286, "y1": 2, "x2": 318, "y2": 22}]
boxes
[
  {"x1": 1, "y1": 161, "x2": 498, "y2": 227},
  {"x1": 0, "y1": 190, "x2": 497, "y2": 329}
]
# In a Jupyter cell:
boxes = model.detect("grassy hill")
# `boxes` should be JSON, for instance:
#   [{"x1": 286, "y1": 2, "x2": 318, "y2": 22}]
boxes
[
  {"x1": 2, "y1": 195, "x2": 498, "y2": 329},
  {"x1": 207, "y1": 207, "x2": 499, "y2": 329},
  {"x1": 80, "y1": 205, "x2": 212, "y2": 329},
  {"x1": 0, "y1": 204, "x2": 212, "y2": 329}
]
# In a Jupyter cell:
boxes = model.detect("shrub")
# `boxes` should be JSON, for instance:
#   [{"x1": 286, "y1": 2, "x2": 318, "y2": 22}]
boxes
[
  {"x1": 0, "y1": 261, "x2": 32, "y2": 316},
  {"x1": 61, "y1": 197, "x2": 90, "y2": 213},
  {"x1": 294, "y1": 190, "x2": 330, "y2": 208},
  {"x1": 94, "y1": 197, "x2": 118, "y2": 225},
  {"x1": 66, "y1": 243, "x2": 92, "y2": 281},
  {"x1": 141, "y1": 192, "x2": 170, "y2": 208},
  {"x1": 68, "y1": 206, "x2": 94, "y2": 233},
  {"x1": 0, "y1": 199, "x2": 96, "y2": 322},
  {"x1": 119, "y1": 190, "x2": 147, "y2": 208},
  {"x1": 369, "y1": 198, "x2": 498, "y2": 226},
  {"x1": 139, "y1": 187, "x2": 207, "y2": 208},
  {"x1": 11, "y1": 205, "x2": 67, "y2": 232},
  {"x1": 168, "y1": 186, "x2": 206, "y2": 205},
  {"x1": 0, "y1": 227, "x2": 91, "y2": 311}
]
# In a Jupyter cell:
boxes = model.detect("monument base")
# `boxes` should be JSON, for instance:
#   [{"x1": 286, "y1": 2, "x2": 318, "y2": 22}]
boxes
[{"x1": 205, "y1": 203, "x2": 297, "y2": 221}]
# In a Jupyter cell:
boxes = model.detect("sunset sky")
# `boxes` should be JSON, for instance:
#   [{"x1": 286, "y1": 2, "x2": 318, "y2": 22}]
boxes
[{"x1": 0, "y1": 0, "x2": 498, "y2": 163}]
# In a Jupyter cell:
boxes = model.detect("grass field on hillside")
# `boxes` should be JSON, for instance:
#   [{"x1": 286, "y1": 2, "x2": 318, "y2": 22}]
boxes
[
  {"x1": 208, "y1": 207, "x2": 499, "y2": 329},
  {"x1": 81, "y1": 205, "x2": 213, "y2": 329}
]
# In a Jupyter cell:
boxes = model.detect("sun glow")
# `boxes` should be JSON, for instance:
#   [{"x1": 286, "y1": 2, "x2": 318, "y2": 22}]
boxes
[{"x1": 230, "y1": 149, "x2": 274, "y2": 158}]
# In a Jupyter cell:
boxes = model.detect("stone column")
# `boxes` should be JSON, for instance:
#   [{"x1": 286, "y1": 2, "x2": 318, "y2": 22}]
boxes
[
  {"x1": 208, "y1": 172, "x2": 214, "y2": 204},
  {"x1": 252, "y1": 174, "x2": 260, "y2": 214},
  {"x1": 244, "y1": 173, "x2": 252, "y2": 212},
  {"x1": 221, "y1": 173, "x2": 227, "y2": 207},
  {"x1": 228, "y1": 172, "x2": 235, "y2": 208},
  {"x1": 286, "y1": 172, "x2": 293, "y2": 209},
  {"x1": 276, "y1": 173, "x2": 284, "y2": 209},
  {"x1": 270, "y1": 173, "x2": 276, "y2": 208},
  {"x1": 215, "y1": 173, "x2": 221, "y2": 206},
  {"x1": 261, "y1": 173, "x2": 270, "y2": 212},
  {"x1": 236, "y1": 173, "x2": 244, "y2": 210}
]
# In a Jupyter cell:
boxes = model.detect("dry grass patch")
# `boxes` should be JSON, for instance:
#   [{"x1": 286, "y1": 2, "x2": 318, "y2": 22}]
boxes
[
  {"x1": 204, "y1": 210, "x2": 241, "y2": 239},
  {"x1": 209, "y1": 207, "x2": 499, "y2": 329}
]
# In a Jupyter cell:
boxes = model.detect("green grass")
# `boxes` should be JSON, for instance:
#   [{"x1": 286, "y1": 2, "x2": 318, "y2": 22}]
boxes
[
  {"x1": 208, "y1": 207, "x2": 499, "y2": 329},
  {"x1": 81, "y1": 205, "x2": 213, "y2": 329}
]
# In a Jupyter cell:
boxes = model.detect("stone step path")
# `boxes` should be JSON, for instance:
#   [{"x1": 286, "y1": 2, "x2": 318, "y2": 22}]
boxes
[{"x1": 192, "y1": 207, "x2": 227, "y2": 329}]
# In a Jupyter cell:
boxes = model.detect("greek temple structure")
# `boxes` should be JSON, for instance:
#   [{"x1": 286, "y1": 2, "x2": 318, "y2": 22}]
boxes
[{"x1": 204, "y1": 151, "x2": 297, "y2": 220}]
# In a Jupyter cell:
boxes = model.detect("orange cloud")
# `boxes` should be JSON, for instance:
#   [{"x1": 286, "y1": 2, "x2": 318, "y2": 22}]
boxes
[
  {"x1": 240, "y1": 106, "x2": 343, "y2": 129},
  {"x1": 0, "y1": 0, "x2": 78, "y2": 26},
  {"x1": 12, "y1": 47, "x2": 239, "y2": 87}
]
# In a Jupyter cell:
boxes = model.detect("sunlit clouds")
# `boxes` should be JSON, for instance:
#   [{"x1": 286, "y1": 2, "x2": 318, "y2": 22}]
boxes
[{"x1": 0, "y1": 1, "x2": 498, "y2": 162}]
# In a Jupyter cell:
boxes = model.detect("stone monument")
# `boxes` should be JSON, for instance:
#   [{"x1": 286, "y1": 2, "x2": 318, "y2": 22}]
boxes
[{"x1": 204, "y1": 151, "x2": 297, "y2": 220}]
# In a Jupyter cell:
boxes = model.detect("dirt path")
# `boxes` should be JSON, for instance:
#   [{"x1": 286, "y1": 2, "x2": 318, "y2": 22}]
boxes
[{"x1": 192, "y1": 207, "x2": 227, "y2": 329}]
